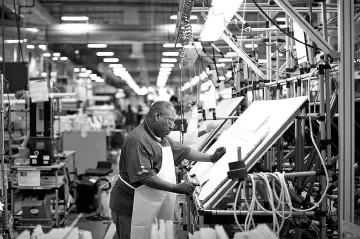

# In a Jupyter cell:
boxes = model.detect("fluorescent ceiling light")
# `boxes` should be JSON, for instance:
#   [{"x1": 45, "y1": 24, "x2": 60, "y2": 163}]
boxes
[
  {"x1": 5, "y1": 39, "x2": 27, "y2": 43},
  {"x1": 170, "y1": 15, "x2": 198, "y2": 20},
  {"x1": 163, "y1": 43, "x2": 182, "y2": 48},
  {"x1": 218, "y1": 58, "x2": 233, "y2": 63},
  {"x1": 74, "y1": 68, "x2": 80, "y2": 72},
  {"x1": 38, "y1": 44, "x2": 47, "y2": 51},
  {"x1": 52, "y1": 57, "x2": 59, "y2": 61},
  {"x1": 109, "y1": 64, "x2": 123, "y2": 68},
  {"x1": 162, "y1": 52, "x2": 180, "y2": 57},
  {"x1": 244, "y1": 43, "x2": 258, "y2": 48},
  {"x1": 53, "y1": 52, "x2": 61, "y2": 57},
  {"x1": 26, "y1": 27, "x2": 39, "y2": 33},
  {"x1": 160, "y1": 67, "x2": 172, "y2": 72},
  {"x1": 103, "y1": 58, "x2": 119, "y2": 62},
  {"x1": 225, "y1": 52, "x2": 238, "y2": 57},
  {"x1": 258, "y1": 59, "x2": 267, "y2": 64},
  {"x1": 90, "y1": 74, "x2": 97, "y2": 79},
  {"x1": 43, "y1": 53, "x2": 51, "y2": 57},
  {"x1": 161, "y1": 58, "x2": 177, "y2": 63},
  {"x1": 26, "y1": 45, "x2": 35, "y2": 49},
  {"x1": 81, "y1": 68, "x2": 87, "y2": 72},
  {"x1": 161, "y1": 63, "x2": 175, "y2": 68},
  {"x1": 87, "y1": 44, "x2": 107, "y2": 48},
  {"x1": 276, "y1": 17, "x2": 286, "y2": 22},
  {"x1": 216, "y1": 63, "x2": 225, "y2": 67},
  {"x1": 41, "y1": 72, "x2": 47, "y2": 77},
  {"x1": 200, "y1": 0, "x2": 245, "y2": 41},
  {"x1": 60, "y1": 57, "x2": 68, "y2": 61},
  {"x1": 95, "y1": 78, "x2": 104, "y2": 83},
  {"x1": 86, "y1": 70, "x2": 92, "y2": 74},
  {"x1": 61, "y1": 16, "x2": 89, "y2": 21},
  {"x1": 96, "y1": 52, "x2": 114, "y2": 56}
]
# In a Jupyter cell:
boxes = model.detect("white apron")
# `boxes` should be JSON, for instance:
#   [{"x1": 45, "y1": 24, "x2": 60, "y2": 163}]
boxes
[{"x1": 130, "y1": 144, "x2": 177, "y2": 239}]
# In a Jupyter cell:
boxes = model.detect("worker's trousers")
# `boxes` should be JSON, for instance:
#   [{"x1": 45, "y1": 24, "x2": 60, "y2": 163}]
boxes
[{"x1": 111, "y1": 210, "x2": 131, "y2": 239}]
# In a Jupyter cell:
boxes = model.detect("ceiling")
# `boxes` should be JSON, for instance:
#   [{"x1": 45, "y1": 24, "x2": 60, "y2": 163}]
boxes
[{"x1": 1, "y1": 0, "x2": 359, "y2": 93}]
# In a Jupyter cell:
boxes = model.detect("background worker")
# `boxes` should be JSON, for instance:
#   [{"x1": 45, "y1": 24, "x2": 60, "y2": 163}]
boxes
[{"x1": 109, "y1": 101, "x2": 226, "y2": 239}]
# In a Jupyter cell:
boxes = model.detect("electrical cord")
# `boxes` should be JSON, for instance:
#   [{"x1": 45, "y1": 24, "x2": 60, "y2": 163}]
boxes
[
  {"x1": 250, "y1": 0, "x2": 321, "y2": 52},
  {"x1": 194, "y1": 46, "x2": 218, "y2": 88}
]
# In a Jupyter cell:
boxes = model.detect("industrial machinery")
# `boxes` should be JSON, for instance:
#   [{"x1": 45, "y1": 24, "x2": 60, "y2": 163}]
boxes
[{"x1": 174, "y1": 0, "x2": 357, "y2": 238}]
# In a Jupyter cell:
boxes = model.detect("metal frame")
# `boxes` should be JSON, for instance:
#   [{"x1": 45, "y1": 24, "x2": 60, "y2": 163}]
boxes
[{"x1": 175, "y1": 0, "x2": 356, "y2": 237}]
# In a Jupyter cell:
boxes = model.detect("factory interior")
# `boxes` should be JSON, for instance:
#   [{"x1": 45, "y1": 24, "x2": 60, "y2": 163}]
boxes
[{"x1": 0, "y1": 0, "x2": 358, "y2": 238}]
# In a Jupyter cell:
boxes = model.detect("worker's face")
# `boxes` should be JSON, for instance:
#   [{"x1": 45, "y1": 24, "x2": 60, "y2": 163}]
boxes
[{"x1": 154, "y1": 109, "x2": 176, "y2": 137}]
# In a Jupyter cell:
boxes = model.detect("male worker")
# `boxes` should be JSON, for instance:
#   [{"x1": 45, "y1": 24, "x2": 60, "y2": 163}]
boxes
[{"x1": 109, "y1": 101, "x2": 226, "y2": 239}]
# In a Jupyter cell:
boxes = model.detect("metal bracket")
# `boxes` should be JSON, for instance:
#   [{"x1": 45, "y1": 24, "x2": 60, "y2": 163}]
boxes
[
  {"x1": 221, "y1": 33, "x2": 266, "y2": 79},
  {"x1": 273, "y1": 0, "x2": 335, "y2": 54}
]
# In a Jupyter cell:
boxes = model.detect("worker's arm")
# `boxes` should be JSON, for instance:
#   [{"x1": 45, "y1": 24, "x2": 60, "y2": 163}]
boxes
[
  {"x1": 187, "y1": 147, "x2": 226, "y2": 163},
  {"x1": 140, "y1": 175, "x2": 197, "y2": 195}
]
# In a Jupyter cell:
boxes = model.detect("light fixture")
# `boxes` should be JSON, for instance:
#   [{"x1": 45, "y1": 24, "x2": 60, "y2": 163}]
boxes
[
  {"x1": 244, "y1": 44, "x2": 258, "y2": 48},
  {"x1": 90, "y1": 74, "x2": 97, "y2": 79},
  {"x1": 74, "y1": 50, "x2": 79, "y2": 54},
  {"x1": 26, "y1": 27, "x2": 39, "y2": 33},
  {"x1": 160, "y1": 67, "x2": 172, "y2": 72},
  {"x1": 276, "y1": 17, "x2": 286, "y2": 22},
  {"x1": 53, "y1": 52, "x2": 61, "y2": 57},
  {"x1": 43, "y1": 53, "x2": 51, "y2": 57},
  {"x1": 60, "y1": 57, "x2": 68, "y2": 61},
  {"x1": 38, "y1": 44, "x2": 47, "y2": 51},
  {"x1": 161, "y1": 58, "x2": 177, "y2": 63},
  {"x1": 86, "y1": 70, "x2": 92, "y2": 74},
  {"x1": 103, "y1": 58, "x2": 119, "y2": 62},
  {"x1": 61, "y1": 16, "x2": 89, "y2": 21},
  {"x1": 81, "y1": 68, "x2": 87, "y2": 72},
  {"x1": 87, "y1": 44, "x2": 107, "y2": 48},
  {"x1": 170, "y1": 15, "x2": 198, "y2": 20},
  {"x1": 190, "y1": 76, "x2": 200, "y2": 86},
  {"x1": 162, "y1": 52, "x2": 180, "y2": 57},
  {"x1": 4, "y1": 39, "x2": 27, "y2": 43},
  {"x1": 216, "y1": 63, "x2": 225, "y2": 67},
  {"x1": 52, "y1": 57, "x2": 59, "y2": 61},
  {"x1": 258, "y1": 59, "x2": 267, "y2": 64},
  {"x1": 95, "y1": 78, "x2": 104, "y2": 83},
  {"x1": 26, "y1": 45, "x2": 35, "y2": 49},
  {"x1": 109, "y1": 64, "x2": 123, "y2": 68},
  {"x1": 96, "y1": 52, "x2": 114, "y2": 56},
  {"x1": 160, "y1": 63, "x2": 175, "y2": 68},
  {"x1": 163, "y1": 43, "x2": 182, "y2": 48},
  {"x1": 41, "y1": 72, "x2": 47, "y2": 77},
  {"x1": 74, "y1": 68, "x2": 80, "y2": 72},
  {"x1": 218, "y1": 58, "x2": 233, "y2": 63},
  {"x1": 225, "y1": 52, "x2": 238, "y2": 57},
  {"x1": 200, "y1": 0, "x2": 245, "y2": 41}
]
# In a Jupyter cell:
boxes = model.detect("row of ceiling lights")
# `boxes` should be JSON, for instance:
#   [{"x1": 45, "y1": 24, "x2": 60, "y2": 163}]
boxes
[{"x1": 157, "y1": 43, "x2": 183, "y2": 87}]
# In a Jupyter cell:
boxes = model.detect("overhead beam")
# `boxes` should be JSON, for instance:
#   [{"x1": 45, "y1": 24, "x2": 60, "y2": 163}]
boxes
[
  {"x1": 221, "y1": 32, "x2": 266, "y2": 79},
  {"x1": 273, "y1": 0, "x2": 334, "y2": 54},
  {"x1": 39, "y1": 0, "x2": 178, "y2": 7}
]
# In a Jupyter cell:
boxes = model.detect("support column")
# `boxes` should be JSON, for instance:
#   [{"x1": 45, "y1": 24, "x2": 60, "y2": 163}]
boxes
[{"x1": 338, "y1": 0, "x2": 355, "y2": 238}]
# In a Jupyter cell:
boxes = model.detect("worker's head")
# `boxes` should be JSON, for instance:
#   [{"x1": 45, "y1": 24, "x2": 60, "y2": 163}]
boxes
[
  {"x1": 146, "y1": 101, "x2": 176, "y2": 137},
  {"x1": 169, "y1": 95, "x2": 179, "y2": 106}
]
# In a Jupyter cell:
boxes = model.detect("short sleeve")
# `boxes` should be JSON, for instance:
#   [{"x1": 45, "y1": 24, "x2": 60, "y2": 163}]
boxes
[
  {"x1": 126, "y1": 144, "x2": 156, "y2": 184},
  {"x1": 167, "y1": 137, "x2": 191, "y2": 165}
]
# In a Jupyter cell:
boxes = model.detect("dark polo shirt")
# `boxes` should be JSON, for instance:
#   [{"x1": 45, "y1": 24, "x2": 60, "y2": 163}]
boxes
[{"x1": 109, "y1": 120, "x2": 191, "y2": 216}]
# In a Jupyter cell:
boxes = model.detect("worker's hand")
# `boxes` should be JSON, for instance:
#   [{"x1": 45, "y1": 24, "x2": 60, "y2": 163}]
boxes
[
  {"x1": 210, "y1": 147, "x2": 226, "y2": 163},
  {"x1": 175, "y1": 181, "x2": 199, "y2": 195},
  {"x1": 205, "y1": 122, "x2": 216, "y2": 133}
]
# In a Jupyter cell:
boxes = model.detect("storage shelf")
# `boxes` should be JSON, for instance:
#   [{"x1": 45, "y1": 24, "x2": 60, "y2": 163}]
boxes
[
  {"x1": 11, "y1": 162, "x2": 65, "y2": 171},
  {"x1": 11, "y1": 181, "x2": 64, "y2": 190}
]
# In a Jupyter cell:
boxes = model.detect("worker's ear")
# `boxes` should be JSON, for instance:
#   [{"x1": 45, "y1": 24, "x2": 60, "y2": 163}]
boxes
[{"x1": 155, "y1": 113, "x2": 160, "y2": 122}]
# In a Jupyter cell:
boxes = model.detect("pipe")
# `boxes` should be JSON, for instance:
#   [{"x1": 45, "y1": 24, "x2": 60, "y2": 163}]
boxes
[
  {"x1": 192, "y1": 6, "x2": 339, "y2": 13},
  {"x1": 204, "y1": 209, "x2": 315, "y2": 217}
]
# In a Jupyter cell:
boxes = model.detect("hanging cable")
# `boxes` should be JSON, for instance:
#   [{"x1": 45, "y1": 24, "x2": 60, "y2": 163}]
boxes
[{"x1": 251, "y1": 0, "x2": 321, "y2": 51}]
